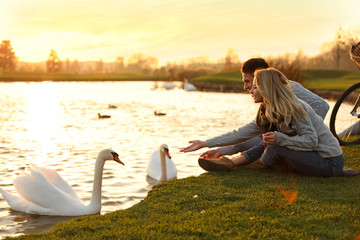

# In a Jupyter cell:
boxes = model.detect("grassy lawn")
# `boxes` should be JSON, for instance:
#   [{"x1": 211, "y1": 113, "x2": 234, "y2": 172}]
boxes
[
  {"x1": 302, "y1": 70, "x2": 360, "y2": 92},
  {"x1": 192, "y1": 69, "x2": 360, "y2": 92},
  {"x1": 5, "y1": 145, "x2": 360, "y2": 240}
]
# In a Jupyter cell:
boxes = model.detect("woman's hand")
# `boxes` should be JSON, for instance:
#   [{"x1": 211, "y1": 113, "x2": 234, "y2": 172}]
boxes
[
  {"x1": 200, "y1": 149, "x2": 222, "y2": 159},
  {"x1": 262, "y1": 132, "x2": 277, "y2": 145},
  {"x1": 180, "y1": 140, "x2": 207, "y2": 153}
]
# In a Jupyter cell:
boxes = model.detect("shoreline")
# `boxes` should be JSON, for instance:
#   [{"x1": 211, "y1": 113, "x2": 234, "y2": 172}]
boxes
[{"x1": 0, "y1": 79, "x2": 344, "y2": 100}]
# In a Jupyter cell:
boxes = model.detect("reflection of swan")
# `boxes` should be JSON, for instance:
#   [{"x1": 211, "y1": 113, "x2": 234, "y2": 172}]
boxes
[
  {"x1": 151, "y1": 82, "x2": 159, "y2": 90},
  {"x1": 163, "y1": 82, "x2": 176, "y2": 90},
  {"x1": 7, "y1": 211, "x2": 75, "y2": 235},
  {"x1": 0, "y1": 149, "x2": 124, "y2": 216},
  {"x1": 98, "y1": 113, "x2": 111, "y2": 118},
  {"x1": 108, "y1": 104, "x2": 117, "y2": 109},
  {"x1": 146, "y1": 144, "x2": 177, "y2": 182},
  {"x1": 184, "y1": 78, "x2": 197, "y2": 91}
]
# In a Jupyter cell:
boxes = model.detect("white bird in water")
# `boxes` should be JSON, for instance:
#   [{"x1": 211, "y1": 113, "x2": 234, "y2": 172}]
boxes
[
  {"x1": 0, "y1": 149, "x2": 124, "y2": 216},
  {"x1": 183, "y1": 78, "x2": 197, "y2": 91},
  {"x1": 146, "y1": 144, "x2": 177, "y2": 183}
]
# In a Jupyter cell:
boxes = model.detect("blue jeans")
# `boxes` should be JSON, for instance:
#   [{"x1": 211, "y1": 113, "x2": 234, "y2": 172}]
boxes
[
  {"x1": 242, "y1": 142, "x2": 265, "y2": 163},
  {"x1": 233, "y1": 135, "x2": 263, "y2": 153},
  {"x1": 243, "y1": 143, "x2": 344, "y2": 177}
]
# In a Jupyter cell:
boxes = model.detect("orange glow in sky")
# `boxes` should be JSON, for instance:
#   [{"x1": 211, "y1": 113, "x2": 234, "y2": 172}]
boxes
[{"x1": 1, "y1": 0, "x2": 359, "y2": 65}]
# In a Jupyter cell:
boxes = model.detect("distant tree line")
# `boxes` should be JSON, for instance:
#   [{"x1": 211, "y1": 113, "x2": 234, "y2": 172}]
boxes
[{"x1": 1, "y1": 26, "x2": 359, "y2": 83}]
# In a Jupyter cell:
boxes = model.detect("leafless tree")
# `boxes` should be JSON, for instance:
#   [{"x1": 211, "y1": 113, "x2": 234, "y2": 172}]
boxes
[
  {"x1": 127, "y1": 53, "x2": 158, "y2": 74},
  {"x1": 307, "y1": 26, "x2": 360, "y2": 70},
  {"x1": 223, "y1": 48, "x2": 240, "y2": 70},
  {"x1": 115, "y1": 56, "x2": 125, "y2": 73},
  {"x1": 46, "y1": 49, "x2": 62, "y2": 73},
  {"x1": 96, "y1": 58, "x2": 104, "y2": 73},
  {"x1": 267, "y1": 50, "x2": 306, "y2": 84},
  {"x1": 71, "y1": 59, "x2": 81, "y2": 74}
]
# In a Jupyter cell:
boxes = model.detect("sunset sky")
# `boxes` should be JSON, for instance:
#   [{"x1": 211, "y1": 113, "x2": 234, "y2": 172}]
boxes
[{"x1": 1, "y1": 0, "x2": 359, "y2": 65}]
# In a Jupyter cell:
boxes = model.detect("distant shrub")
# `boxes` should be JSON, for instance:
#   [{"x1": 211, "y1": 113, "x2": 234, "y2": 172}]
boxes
[{"x1": 267, "y1": 53, "x2": 305, "y2": 84}]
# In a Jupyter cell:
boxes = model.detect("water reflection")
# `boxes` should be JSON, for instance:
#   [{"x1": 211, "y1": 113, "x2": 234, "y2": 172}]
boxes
[
  {"x1": 21, "y1": 82, "x2": 63, "y2": 165},
  {"x1": 0, "y1": 209, "x2": 75, "y2": 236}
]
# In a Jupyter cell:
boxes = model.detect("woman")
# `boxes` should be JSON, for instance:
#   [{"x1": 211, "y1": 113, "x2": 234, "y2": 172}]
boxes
[{"x1": 181, "y1": 68, "x2": 344, "y2": 177}]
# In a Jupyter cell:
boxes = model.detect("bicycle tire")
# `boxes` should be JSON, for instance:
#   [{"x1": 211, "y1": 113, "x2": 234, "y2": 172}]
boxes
[{"x1": 330, "y1": 82, "x2": 360, "y2": 145}]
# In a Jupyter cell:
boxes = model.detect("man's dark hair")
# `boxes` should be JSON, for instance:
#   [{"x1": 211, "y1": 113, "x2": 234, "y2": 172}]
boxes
[{"x1": 241, "y1": 58, "x2": 269, "y2": 74}]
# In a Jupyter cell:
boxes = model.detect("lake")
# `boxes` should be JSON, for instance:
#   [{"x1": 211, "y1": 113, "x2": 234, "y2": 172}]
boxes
[{"x1": 0, "y1": 81, "x2": 335, "y2": 238}]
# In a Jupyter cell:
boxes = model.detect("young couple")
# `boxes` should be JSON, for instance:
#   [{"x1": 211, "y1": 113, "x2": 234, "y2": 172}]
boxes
[{"x1": 181, "y1": 58, "x2": 354, "y2": 177}]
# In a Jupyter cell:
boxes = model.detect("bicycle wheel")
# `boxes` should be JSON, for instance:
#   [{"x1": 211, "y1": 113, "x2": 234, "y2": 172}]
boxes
[{"x1": 330, "y1": 82, "x2": 360, "y2": 145}]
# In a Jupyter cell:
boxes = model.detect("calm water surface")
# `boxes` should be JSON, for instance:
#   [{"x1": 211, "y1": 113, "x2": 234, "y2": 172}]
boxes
[{"x1": 0, "y1": 81, "x2": 335, "y2": 238}]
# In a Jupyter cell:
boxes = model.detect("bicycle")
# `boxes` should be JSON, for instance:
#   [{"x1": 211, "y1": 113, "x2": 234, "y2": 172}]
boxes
[{"x1": 329, "y1": 42, "x2": 360, "y2": 145}]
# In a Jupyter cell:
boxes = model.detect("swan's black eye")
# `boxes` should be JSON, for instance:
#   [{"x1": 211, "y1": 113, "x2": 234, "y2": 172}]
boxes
[{"x1": 111, "y1": 152, "x2": 118, "y2": 158}]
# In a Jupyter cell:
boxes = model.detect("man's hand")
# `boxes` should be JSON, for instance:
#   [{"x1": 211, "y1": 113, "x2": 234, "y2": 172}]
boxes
[
  {"x1": 200, "y1": 149, "x2": 222, "y2": 159},
  {"x1": 262, "y1": 132, "x2": 277, "y2": 145},
  {"x1": 180, "y1": 140, "x2": 207, "y2": 153}
]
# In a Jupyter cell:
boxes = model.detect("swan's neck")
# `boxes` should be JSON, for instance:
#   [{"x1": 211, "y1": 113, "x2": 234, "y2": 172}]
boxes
[
  {"x1": 159, "y1": 151, "x2": 167, "y2": 182},
  {"x1": 89, "y1": 156, "x2": 105, "y2": 212}
]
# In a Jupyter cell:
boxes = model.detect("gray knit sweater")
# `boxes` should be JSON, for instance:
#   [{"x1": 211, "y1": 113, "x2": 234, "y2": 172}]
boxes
[
  {"x1": 291, "y1": 80, "x2": 329, "y2": 119},
  {"x1": 217, "y1": 80, "x2": 330, "y2": 156},
  {"x1": 206, "y1": 100, "x2": 342, "y2": 159}
]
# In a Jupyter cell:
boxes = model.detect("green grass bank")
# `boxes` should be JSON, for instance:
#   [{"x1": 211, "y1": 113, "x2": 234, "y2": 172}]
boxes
[
  {"x1": 302, "y1": 69, "x2": 360, "y2": 92},
  {"x1": 5, "y1": 145, "x2": 360, "y2": 240},
  {"x1": 192, "y1": 69, "x2": 360, "y2": 92}
]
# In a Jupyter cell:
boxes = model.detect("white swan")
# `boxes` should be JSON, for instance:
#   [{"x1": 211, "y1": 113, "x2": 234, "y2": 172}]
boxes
[
  {"x1": 0, "y1": 149, "x2": 124, "y2": 216},
  {"x1": 184, "y1": 78, "x2": 197, "y2": 91},
  {"x1": 146, "y1": 144, "x2": 177, "y2": 182}
]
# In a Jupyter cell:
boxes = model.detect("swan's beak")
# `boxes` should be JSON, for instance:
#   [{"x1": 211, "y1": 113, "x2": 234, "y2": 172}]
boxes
[
  {"x1": 111, "y1": 151, "x2": 124, "y2": 165},
  {"x1": 114, "y1": 156, "x2": 125, "y2": 165},
  {"x1": 165, "y1": 149, "x2": 172, "y2": 159}
]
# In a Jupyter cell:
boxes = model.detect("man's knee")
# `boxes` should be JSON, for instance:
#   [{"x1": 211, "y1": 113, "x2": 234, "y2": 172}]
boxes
[
  {"x1": 265, "y1": 144, "x2": 283, "y2": 153},
  {"x1": 262, "y1": 144, "x2": 284, "y2": 166}
]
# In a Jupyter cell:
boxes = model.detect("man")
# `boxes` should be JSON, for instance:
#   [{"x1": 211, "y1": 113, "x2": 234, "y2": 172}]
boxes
[{"x1": 186, "y1": 58, "x2": 329, "y2": 160}]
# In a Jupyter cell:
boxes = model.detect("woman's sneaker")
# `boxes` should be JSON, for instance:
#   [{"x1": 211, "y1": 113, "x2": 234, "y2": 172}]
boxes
[{"x1": 198, "y1": 157, "x2": 235, "y2": 171}]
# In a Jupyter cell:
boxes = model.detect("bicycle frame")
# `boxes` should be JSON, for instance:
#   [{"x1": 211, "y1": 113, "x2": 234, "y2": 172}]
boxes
[{"x1": 350, "y1": 94, "x2": 360, "y2": 118}]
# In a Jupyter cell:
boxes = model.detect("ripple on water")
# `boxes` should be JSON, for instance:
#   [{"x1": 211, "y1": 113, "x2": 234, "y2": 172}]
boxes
[
  {"x1": 102, "y1": 200, "x2": 123, "y2": 206},
  {"x1": 103, "y1": 176, "x2": 114, "y2": 180}
]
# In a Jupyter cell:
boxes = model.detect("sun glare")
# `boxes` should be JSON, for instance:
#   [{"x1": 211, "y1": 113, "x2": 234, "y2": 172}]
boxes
[{"x1": 21, "y1": 81, "x2": 63, "y2": 165}]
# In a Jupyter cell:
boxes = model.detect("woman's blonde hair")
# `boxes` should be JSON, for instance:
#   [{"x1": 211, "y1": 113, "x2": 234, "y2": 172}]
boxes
[{"x1": 254, "y1": 68, "x2": 308, "y2": 126}]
